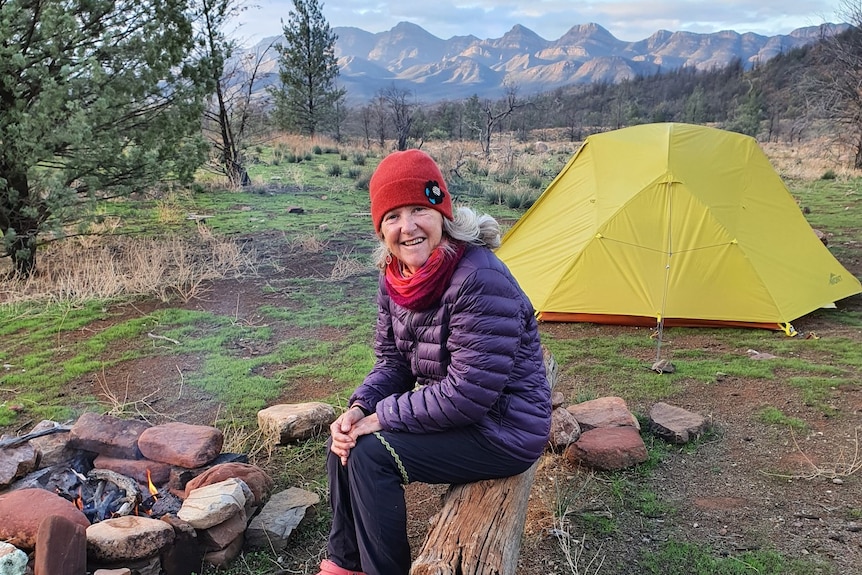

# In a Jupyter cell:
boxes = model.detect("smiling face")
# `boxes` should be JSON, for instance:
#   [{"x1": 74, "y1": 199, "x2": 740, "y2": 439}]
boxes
[{"x1": 380, "y1": 205, "x2": 445, "y2": 275}]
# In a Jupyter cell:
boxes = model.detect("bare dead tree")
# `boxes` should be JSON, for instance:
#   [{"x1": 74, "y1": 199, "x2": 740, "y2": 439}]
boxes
[
  {"x1": 806, "y1": 2, "x2": 862, "y2": 166},
  {"x1": 204, "y1": 42, "x2": 274, "y2": 187},
  {"x1": 378, "y1": 84, "x2": 415, "y2": 151},
  {"x1": 199, "y1": 0, "x2": 274, "y2": 188},
  {"x1": 357, "y1": 105, "x2": 374, "y2": 149},
  {"x1": 370, "y1": 94, "x2": 389, "y2": 149},
  {"x1": 480, "y1": 82, "x2": 526, "y2": 157}
]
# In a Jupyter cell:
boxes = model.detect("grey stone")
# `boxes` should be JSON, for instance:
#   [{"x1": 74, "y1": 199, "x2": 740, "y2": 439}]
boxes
[
  {"x1": 0, "y1": 440, "x2": 37, "y2": 486},
  {"x1": 0, "y1": 542, "x2": 28, "y2": 575},
  {"x1": 648, "y1": 402, "x2": 709, "y2": 444},
  {"x1": 549, "y1": 407, "x2": 581, "y2": 450},
  {"x1": 246, "y1": 487, "x2": 320, "y2": 551},
  {"x1": 178, "y1": 478, "x2": 247, "y2": 529}
]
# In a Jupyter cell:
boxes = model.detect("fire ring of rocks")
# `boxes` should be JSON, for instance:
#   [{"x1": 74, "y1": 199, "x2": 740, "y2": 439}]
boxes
[{"x1": 0, "y1": 405, "x2": 334, "y2": 575}]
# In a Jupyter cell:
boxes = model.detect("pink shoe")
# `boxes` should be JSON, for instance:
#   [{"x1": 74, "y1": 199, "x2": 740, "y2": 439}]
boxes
[{"x1": 317, "y1": 559, "x2": 367, "y2": 575}]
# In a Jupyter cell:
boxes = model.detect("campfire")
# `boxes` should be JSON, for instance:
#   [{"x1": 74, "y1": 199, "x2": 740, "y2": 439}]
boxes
[
  {"x1": 14, "y1": 446, "x2": 184, "y2": 523},
  {"x1": 0, "y1": 413, "x2": 277, "y2": 571},
  {"x1": 1, "y1": 404, "x2": 329, "y2": 571},
  {"x1": 63, "y1": 466, "x2": 183, "y2": 522}
]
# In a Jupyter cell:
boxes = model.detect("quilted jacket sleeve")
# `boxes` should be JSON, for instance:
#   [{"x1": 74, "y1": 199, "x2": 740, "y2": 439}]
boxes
[{"x1": 348, "y1": 278, "x2": 415, "y2": 410}]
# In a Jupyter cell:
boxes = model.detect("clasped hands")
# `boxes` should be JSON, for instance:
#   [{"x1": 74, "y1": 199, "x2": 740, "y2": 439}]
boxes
[{"x1": 330, "y1": 405, "x2": 382, "y2": 466}]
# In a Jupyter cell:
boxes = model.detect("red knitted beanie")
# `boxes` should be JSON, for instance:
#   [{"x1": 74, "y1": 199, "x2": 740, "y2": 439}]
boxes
[{"x1": 369, "y1": 149, "x2": 453, "y2": 232}]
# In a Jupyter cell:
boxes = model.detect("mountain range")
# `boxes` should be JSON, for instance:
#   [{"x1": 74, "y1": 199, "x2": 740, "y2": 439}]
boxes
[{"x1": 246, "y1": 21, "x2": 845, "y2": 104}]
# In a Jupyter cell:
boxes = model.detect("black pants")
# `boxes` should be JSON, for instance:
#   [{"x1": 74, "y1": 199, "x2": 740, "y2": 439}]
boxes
[{"x1": 325, "y1": 426, "x2": 533, "y2": 575}]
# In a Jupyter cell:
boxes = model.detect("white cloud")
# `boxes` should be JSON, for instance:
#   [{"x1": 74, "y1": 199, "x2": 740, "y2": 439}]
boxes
[{"x1": 236, "y1": 0, "x2": 845, "y2": 44}]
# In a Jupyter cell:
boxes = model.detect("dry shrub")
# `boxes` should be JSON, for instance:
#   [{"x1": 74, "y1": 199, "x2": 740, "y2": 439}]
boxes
[
  {"x1": 221, "y1": 418, "x2": 270, "y2": 462},
  {"x1": 269, "y1": 134, "x2": 341, "y2": 158},
  {"x1": 155, "y1": 194, "x2": 188, "y2": 225},
  {"x1": 289, "y1": 232, "x2": 329, "y2": 254},
  {"x1": 761, "y1": 137, "x2": 862, "y2": 180},
  {"x1": 769, "y1": 426, "x2": 862, "y2": 481},
  {"x1": 97, "y1": 369, "x2": 166, "y2": 423},
  {"x1": 0, "y1": 232, "x2": 257, "y2": 305},
  {"x1": 329, "y1": 250, "x2": 371, "y2": 281}
]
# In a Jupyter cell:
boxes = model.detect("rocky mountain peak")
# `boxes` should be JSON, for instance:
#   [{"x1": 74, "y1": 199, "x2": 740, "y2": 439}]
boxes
[{"x1": 244, "y1": 21, "x2": 846, "y2": 105}]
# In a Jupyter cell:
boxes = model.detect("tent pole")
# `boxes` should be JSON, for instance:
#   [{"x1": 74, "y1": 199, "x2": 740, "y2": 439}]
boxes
[{"x1": 654, "y1": 180, "x2": 675, "y2": 363}]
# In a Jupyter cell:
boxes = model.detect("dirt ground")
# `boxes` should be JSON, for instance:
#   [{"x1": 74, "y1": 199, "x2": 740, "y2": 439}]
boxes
[{"x1": 21, "y1": 222, "x2": 862, "y2": 575}]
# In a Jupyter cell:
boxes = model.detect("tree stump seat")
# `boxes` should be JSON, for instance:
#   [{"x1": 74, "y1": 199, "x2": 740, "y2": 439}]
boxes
[{"x1": 409, "y1": 348, "x2": 557, "y2": 575}]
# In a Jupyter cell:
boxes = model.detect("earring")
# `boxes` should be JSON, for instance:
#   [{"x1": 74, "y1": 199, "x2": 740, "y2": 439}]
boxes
[{"x1": 385, "y1": 253, "x2": 393, "y2": 265}]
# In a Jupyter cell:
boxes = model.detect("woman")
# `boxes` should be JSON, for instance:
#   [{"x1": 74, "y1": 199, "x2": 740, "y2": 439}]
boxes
[{"x1": 319, "y1": 149, "x2": 551, "y2": 575}]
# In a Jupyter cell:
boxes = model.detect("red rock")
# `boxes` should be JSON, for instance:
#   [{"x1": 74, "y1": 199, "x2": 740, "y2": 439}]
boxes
[
  {"x1": 93, "y1": 454, "x2": 172, "y2": 486},
  {"x1": 160, "y1": 515, "x2": 205, "y2": 575},
  {"x1": 564, "y1": 427, "x2": 649, "y2": 471},
  {"x1": 138, "y1": 422, "x2": 223, "y2": 468},
  {"x1": 69, "y1": 412, "x2": 150, "y2": 459},
  {"x1": 0, "y1": 440, "x2": 38, "y2": 486},
  {"x1": 566, "y1": 396, "x2": 640, "y2": 430},
  {"x1": 0, "y1": 488, "x2": 90, "y2": 550},
  {"x1": 34, "y1": 515, "x2": 87, "y2": 575}
]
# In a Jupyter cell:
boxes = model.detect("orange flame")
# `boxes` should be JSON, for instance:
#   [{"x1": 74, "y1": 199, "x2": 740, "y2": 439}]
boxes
[{"x1": 146, "y1": 469, "x2": 158, "y2": 498}]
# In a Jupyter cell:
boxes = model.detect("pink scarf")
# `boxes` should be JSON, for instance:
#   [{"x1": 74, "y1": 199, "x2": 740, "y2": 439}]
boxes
[{"x1": 385, "y1": 242, "x2": 466, "y2": 311}]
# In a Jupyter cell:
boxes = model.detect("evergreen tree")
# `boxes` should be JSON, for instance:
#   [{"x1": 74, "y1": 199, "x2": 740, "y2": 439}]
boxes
[
  {"x1": 0, "y1": 0, "x2": 210, "y2": 276},
  {"x1": 725, "y1": 87, "x2": 765, "y2": 137},
  {"x1": 271, "y1": 0, "x2": 345, "y2": 138},
  {"x1": 683, "y1": 85, "x2": 708, "y2": 124}
]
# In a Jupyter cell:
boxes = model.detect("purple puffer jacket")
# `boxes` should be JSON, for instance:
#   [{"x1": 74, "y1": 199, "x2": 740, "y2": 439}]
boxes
[{"x1": 350, "y1": 244, "x2": 551, "y2": 463}]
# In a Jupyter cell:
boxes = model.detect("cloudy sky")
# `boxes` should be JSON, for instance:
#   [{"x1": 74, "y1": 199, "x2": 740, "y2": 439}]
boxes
[{"x1": 236, "y1": 0, "x2": 845, "y2": 44}]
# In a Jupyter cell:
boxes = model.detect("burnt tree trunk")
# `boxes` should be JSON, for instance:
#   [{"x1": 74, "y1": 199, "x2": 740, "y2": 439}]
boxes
[{"x1": 410, "y1": 348, "x2": 556, "y2": 575}]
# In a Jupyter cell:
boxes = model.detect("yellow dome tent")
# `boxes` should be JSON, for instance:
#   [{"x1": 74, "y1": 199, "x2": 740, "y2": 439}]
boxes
[{"x1": 496, "y1": 123, "x2": 862, "y2": 331}]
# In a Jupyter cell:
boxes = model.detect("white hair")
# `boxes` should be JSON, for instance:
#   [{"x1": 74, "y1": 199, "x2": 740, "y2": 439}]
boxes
[{"x1": 372, "y1": 206, "x2": 502, "y2": 270}]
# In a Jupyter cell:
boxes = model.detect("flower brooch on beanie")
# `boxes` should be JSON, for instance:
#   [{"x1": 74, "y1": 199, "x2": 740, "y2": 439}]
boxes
[{"x1": 425, "y1": 181, "x2": 445, "y2": 206}]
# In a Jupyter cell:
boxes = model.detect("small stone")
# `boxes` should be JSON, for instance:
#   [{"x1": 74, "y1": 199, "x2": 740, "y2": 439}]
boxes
[
  {"x1": 179, "y1": 478, "x2": 247, "y2": 529},
  {"x1": 86, "y1": 516, "x2": 175, "y2": 562},
  {"x1": 832, "y1": 477, "x2": 844, "y2": 485},
  {"x1": 0, "y1": 440, "x2": 38, "y2": 486},
  {"x1": 0, "y1": 542, "x2": 29, "y2": 575},
  {"x1": 258, "y1": 402, "x2": 337, "y2": 443},
  {"x1": 650, "y1": 359, "x2": 675, "y2": 374}
]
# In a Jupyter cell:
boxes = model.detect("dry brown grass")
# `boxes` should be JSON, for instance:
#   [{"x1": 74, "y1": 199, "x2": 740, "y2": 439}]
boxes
[
  {"x1": 328, "y1": 249, "x2": 372, "y2": 281},
  {"x1": 766, "y1": 426, "x2": 862, "y2": 481},
  {"x1": 0, "y1": 227, "x2": 257, "y2": 305},
  {"x1": 762, "y1": 136, "x2": 862, "y2": 180}
]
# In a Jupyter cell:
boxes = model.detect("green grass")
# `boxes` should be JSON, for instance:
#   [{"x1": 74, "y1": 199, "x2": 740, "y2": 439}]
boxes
[
  {"x1": 757, "y1": 406, "x2": 807, "y2": 430},
  {"x1": 541, "y1": 324, "x2": 859, "y2": 406},
  {"x1": 640, "y1": 541, "x2": 831, "y2": 575}
]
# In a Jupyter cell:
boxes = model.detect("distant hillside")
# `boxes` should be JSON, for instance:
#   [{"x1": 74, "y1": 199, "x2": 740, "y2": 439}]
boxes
[{"x1": 241, "y1": 21, "x2": 846, "y2": 104}]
